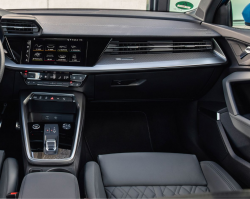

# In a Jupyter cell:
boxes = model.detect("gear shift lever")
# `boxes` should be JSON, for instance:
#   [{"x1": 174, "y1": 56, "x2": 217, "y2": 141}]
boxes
[{"x1": 44, "y1": 124, "x2": 59, "y2": 155}]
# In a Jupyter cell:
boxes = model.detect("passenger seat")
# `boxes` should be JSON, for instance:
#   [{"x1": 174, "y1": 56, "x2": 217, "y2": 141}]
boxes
[
  {"x1": 0, "y1": 151, "x2": 19, "y2": 198},
  {"x1": 84, "y1": 153, "x2": 241, "y2": 198}
]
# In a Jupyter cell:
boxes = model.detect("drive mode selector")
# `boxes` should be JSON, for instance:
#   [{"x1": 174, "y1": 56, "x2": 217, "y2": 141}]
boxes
[{"x1": 62, "y1": 123, "x2": 71, "y2": 130}]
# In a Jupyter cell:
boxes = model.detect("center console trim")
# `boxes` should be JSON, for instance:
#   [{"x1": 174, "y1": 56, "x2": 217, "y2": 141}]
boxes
[{"x1": 21, "y1": 92, "x2": 85, "y2": 165}]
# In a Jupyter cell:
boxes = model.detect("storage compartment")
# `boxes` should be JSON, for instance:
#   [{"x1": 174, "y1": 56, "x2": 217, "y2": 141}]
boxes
[
  {"x1": 231, "y1": 81, "x2": 250, "y2": 118},
  {"x1": 95, "y1": 68, "x2": 215, "y2": 100}
]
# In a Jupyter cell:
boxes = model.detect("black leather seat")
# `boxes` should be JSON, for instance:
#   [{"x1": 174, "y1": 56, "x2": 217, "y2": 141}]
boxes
[
  {"x1": 84, "y1": 153, "x2": 241, "y2": 199},
  {"x1": 0, "y1": 151, "x2": 19, "y2": 198}
]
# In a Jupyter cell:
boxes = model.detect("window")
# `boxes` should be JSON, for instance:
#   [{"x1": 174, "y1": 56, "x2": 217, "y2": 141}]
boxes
[
  {"x1": 1, "y1": 0, "x2": 202, "y2": 11},
  {"x1": 0, "y1": 0, "x2": 148, "y2": 10},
  {"x1": 232, "y1": 0, "x2": 250, "y2": 29}
]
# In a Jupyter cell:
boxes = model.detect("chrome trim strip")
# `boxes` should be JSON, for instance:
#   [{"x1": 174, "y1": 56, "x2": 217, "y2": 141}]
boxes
[
  {"x1": 107, "y1": 45, "x2": 212, "y2": 49},
  {"x1": 212, "y1": 39, "x2": 227, "y2": 61},
  {"x1": 4, "y1": 37, "x2": 16, "y2": 61},
  {"x1": 217, "y1": 113, "x2": 220, "y2": 121},
  {"x1": 21, "y1": 92, "x2": 82, "y2": 165},
  {"x1": 36, "y1": 84, "x2": 69, "y2": 87}
]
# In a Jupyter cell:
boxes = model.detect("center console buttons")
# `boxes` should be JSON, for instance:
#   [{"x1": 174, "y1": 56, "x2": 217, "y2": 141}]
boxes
[
  {"x1": 32, "y1": 124, "x2": 40, "y2": 130},
  {"x1": 62, "y1": 123, "x2": 71, "y2": 130},
  {"x1": 23, "y1": 72, "x2": 86, "y2": 87},
  {"x1": 70, "y1": 74, "x2": 86, "y2": 81}
]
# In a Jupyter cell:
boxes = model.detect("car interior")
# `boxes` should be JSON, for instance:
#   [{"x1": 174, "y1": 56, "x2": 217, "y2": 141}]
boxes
[{"x1": 0, "y1": 0, "x2": 250, "y2": 198}]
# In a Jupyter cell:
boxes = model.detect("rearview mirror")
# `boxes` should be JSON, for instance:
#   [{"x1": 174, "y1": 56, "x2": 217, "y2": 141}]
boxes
[{"x1": 242, "y1": 3, "x2": 250, "y2": 26}]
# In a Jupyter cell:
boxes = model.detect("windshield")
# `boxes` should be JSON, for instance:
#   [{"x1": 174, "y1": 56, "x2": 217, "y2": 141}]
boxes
[{"x1": 1, "y1": 0, "x2": 201, "y2": 11}]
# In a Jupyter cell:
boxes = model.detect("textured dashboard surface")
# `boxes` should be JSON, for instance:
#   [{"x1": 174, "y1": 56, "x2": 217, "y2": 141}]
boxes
[
  {"x1": 32, "y1": 15, "x2": 219, "y2": 37},
  {"x1": 10, "y1": 9, "x2": 200, "y2": 22}
]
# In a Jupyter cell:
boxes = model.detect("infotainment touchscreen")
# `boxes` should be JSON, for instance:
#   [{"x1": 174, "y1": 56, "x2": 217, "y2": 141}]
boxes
[{"x1": 22, "y1": 38, "x2": 86, "y2": 66}]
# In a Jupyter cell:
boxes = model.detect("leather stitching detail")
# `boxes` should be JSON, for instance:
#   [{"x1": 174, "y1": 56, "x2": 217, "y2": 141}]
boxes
[{"x1": 105, "y1": 186, "x2": 209, "y2": 198}]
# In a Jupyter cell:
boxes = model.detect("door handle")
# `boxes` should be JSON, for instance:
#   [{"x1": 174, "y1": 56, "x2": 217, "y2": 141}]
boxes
[{"x1": 111, "y1": 79, "x2": 146, "y2": 87}]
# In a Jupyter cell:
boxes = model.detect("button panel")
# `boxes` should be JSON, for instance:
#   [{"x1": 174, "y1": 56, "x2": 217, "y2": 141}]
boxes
[
  {"x1": 32, "y1": 94, "x2": 74, "y2": 102},
  {"x1": 22, "y1": 71, "x2": 86, "y2": 87}
]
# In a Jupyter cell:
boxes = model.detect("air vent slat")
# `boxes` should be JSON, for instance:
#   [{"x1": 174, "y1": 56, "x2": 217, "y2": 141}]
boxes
[
  {"x1": 1, "y1": 20, "x2": 40, "y2": 34},
  {"x1": 105, "y1": 41, "x2": 213, "y2": 55}
]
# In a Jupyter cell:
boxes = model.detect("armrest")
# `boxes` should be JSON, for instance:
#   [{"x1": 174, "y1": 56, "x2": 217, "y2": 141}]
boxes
[{"x1": 19, "y1": 172, "x2": 80, "y2": 199}]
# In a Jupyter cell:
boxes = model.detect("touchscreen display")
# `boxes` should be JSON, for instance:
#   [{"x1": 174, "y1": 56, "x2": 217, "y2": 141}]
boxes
[{"x1": 23, "y1": 38, "x2": 86, "y2": 66}]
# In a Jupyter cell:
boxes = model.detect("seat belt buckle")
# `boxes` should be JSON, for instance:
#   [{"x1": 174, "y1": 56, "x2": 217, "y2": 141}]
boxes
[{"x1": 6, "y1": 192, "x2": 18, "y2": 198}]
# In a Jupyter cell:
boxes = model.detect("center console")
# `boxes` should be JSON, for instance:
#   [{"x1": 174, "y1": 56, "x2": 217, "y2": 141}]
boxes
[{"x1": 20, "y1": 91, "x2": 85, "y2": 167}]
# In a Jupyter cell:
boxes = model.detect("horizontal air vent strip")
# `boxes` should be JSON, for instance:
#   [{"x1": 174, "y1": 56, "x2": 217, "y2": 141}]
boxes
[
  {"x1": 105, "y1": 41, "x2": 213, "y2": 55},
  {"x1": 1, "y1": 26, "x2": 38, "y2": 29}
]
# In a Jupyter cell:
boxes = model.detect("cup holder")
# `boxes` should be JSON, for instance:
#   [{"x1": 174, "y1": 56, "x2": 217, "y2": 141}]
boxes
[{"x1": 47, "y1": 168, "x2": 72, "y2": 174}]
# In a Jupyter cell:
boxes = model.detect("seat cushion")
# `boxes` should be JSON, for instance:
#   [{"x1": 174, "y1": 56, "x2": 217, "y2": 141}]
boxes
[
  {"x1": 84, "y1": 153, "x2": 241, "y2": 199},
  {"x1": 98, "y1": 153, "x2": 207, "y2": 186}
]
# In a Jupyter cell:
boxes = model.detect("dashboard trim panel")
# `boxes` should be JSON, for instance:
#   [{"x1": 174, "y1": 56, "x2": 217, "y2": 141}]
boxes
[{"x1": 6, "y1": 51, "x2": 227, "y2": 73}]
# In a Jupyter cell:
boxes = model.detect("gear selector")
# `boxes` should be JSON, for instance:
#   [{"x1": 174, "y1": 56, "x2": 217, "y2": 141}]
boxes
[{"x1": 44, "y1": 124, "x2": 59, "y2": 155}]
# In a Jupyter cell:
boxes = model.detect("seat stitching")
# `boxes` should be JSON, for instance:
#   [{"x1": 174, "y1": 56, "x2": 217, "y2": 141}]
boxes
[
  {"x1": 124, "y1": 186, "x2": 133, "y2": 199},
  {"x1": 132, "y1": 186, "x2": 142, "y2": 199},
  {"x1": 163, "y1": 186, "x2": 175, "y2": 196},
  {"x1": 147, "y1": 186, "x2": 156, "y2": 198},
  {"x1": 162, "y1": 186, "x2": 168, "y2": 195},
  {"x1": 110, "y1": 187, "x2": 117, "y2": 198},
  {"x1": 117, "y1": 186, "x2": 125, "y2": 198},
  {"x1": 105, "y1": 187, "x2": 113, "y2": 198},
  {"x1": 192, "y1": 186, "x2": 196, "y2": 194},
  {"x1": 141, "y1": 186, "x2": 150, "y2": 198},
  {"x1": 130, "y1": 186, "x2": 142, "y2": 199},
  {"x1": 152, "y1": 186, "x2": 157, "y2": 198},
  {"x1": 181, "y1": 186, "x2": 191, "y2": 194},
  {"x1": 205, "y1": 162, "x2": 237, "y2": 190},
  {"x1": 176, "y1": 186, "x2": 181, "y2": 195}
]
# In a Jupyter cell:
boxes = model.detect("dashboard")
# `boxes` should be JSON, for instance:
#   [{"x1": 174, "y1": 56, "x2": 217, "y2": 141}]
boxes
[{"x1": 0, "y1": 9, "x2": 231, "y2": 100}]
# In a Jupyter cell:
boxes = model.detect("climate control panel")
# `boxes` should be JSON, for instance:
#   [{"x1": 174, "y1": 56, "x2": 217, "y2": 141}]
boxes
[{"x1": 21, "y1": 71, "x2": 87, "y2": 87}]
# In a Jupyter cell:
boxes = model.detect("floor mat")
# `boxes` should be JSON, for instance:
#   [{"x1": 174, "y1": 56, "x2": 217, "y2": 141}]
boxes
[{"x1": 84, "y1": 111, "x2": 153, "y2": 160}]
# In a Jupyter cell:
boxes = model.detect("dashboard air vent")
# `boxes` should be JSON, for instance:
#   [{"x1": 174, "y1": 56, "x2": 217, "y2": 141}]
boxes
[
  {"x1": 105, "y1": 41, "x2": 213, "y2": 55},
  {"x1": 1, "y1": 15, "x2": 42, "y2": 35},
  {"x1": 1, "y1": 20, "x2": 39, "y2": 34}
]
